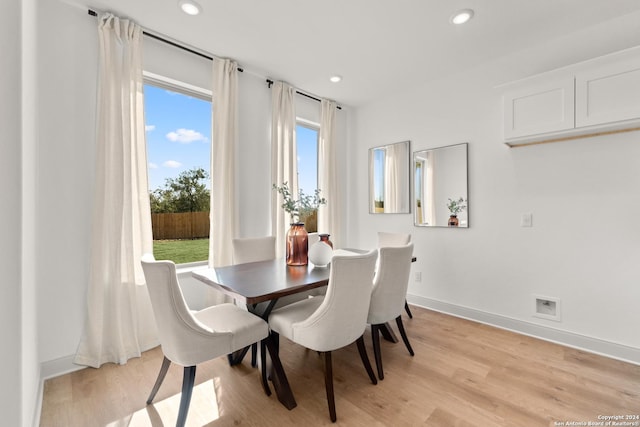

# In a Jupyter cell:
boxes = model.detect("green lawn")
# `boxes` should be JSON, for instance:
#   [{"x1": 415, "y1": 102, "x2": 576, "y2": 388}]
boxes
[{"x1": 153, "y1": 238, "x2": 209, "y2": 264}]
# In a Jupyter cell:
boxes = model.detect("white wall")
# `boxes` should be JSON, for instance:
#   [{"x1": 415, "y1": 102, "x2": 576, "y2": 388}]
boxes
[
  {"x1": 1, "y1": 1, "x2": 24, "y2": 424},
  {"x1": 22, "y1": 0, "x2": 40, "y2": 425},
  {"x1": 1, "y1": 0, "x2": 41, "y2": 424},
  {"x1": 37, "y1": 0, "x2": 97, "y2": 366},
  {"x1": 348, "y1": 23, "x2": 640, "y2": 363}
]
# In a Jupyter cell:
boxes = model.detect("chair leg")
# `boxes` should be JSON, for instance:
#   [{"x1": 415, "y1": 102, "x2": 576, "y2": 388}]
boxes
[
  {"x1": 370, "y1": 325, "x2": 384, "y2": 380},
  {"x1": 251, "y1": 343, "x2": 258, "y2": 367},
  {"x1": 147, "y1": 356, "x2": 171, "y2": 404},
  {"x1": 259, "y1": 339, "x2": 271, "y2": 396},
  {"x1": 404, "y1": 300, "x2": 413, "y2": 319},
  {"x1": 176, "y1": 366, "x2": 196, "y2": 427},
  {"x1": 323, "y1": 351, "x2": 337, "y2": 423},
  {"x1": 356, "y1": 335, "x2": 378, "y2": 385},
  {"x1": 395, "y1": 315, "x2": 415, "y2": 356}
]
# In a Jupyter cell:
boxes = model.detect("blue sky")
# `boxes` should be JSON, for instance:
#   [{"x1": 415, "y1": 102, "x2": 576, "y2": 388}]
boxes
[
  {"x1": 296, "y1": 125, "x2": 319, "y2": 196},
  {"x1": 144, "y1": 83, "x2": 318, "y2": 194},
  {"x1": 144, "y1": 84, "x2": 212, "y2": 191}
]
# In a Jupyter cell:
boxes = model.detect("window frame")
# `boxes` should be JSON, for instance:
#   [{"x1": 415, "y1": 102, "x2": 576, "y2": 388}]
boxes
[{"x1": 143, "y1": 73, "x2": 213, "y2": 266}]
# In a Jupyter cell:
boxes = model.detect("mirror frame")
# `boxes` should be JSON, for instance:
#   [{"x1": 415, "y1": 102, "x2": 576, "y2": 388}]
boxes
[
  {"x1": 413, "y1": 142, "x2": 469, "y2": 228},
  {"x1": 368, "y1": 140, "x2": 411, "y2": 214}
]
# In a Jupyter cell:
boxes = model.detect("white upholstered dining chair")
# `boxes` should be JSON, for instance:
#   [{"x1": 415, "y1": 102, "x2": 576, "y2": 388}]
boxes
[
  {"x1": 141, "y1": 255, "x2": 276, "y2": 427},
  {"x1": 367, "y1": 243, "x2": 415, "y2": 380},
  {"x1": 377, "y1": 231, "x2": 414, "y2": 318},
  {"x1": 377, "y1": 231, "x2": 411, "y2": 247},
  {"x1": 268, "y1": 250, "x2": 379, "y2": 422},
  {"x1": 231, "y1": 235, "x2": 276, "y2": 264}
]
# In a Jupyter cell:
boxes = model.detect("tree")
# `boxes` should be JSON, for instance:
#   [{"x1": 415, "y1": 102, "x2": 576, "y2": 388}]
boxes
[{"x1": 150, "y1": 167, "x2": 210, "y2": 213}]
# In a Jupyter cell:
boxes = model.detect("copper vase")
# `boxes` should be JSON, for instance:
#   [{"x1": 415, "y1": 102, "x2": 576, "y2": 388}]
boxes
[
  {"x1": 448, "y1": 215, "x2": 459, "y2": 227},
  {"x1": 318, "y1": 233, "x2": 333, "y2": 248},
  {"x1": 286, "y1": 223, "x2": 309, "y2": 266}
]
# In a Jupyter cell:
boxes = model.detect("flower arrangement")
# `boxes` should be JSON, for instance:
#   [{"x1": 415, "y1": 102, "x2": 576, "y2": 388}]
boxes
[
  {"x1": 447, "y1": 197, "x2": 467, "y2": 215},
  {"x1": 273, "y1": 182, "x2": 327, "y2": 223}
]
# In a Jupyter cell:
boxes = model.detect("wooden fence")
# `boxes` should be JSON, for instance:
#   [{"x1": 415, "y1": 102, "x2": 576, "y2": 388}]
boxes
[{"x1": 151, "y1": 211, "x2": 209, "y2": 240}]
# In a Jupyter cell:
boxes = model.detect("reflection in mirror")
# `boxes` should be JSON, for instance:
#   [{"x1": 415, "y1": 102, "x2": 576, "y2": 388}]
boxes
[
  {"x1": 369, "y1": 141, "x2": 410, "y2": 213},
  {"x1": 414, "y1": 143, "x2": 468, "y2": 227}
]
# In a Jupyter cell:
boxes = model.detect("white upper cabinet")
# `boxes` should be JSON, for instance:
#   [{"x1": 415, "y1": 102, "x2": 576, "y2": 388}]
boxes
[
  {"x1": 575, "y1": 56, "x2": 640, "y2": 128},
  {"x1": 504, "y1": 77, "x2": 575, "y2": 140},
  {"x1": 501, "y1": 46, "x2": 640, "y2": 146}
]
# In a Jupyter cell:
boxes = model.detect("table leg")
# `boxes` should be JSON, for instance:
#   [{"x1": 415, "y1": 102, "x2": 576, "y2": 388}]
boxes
[
  {"x1": 378, "y1": 322, "x2": 399, "y2": 343},
  {"x1": 264, "y1": 332, "x2": 296, "y2": 409}
]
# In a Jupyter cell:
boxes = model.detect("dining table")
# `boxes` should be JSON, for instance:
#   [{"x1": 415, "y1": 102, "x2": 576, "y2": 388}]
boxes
[{"x1": 191, "y1": 249, "x2": 415, "y2": 410}]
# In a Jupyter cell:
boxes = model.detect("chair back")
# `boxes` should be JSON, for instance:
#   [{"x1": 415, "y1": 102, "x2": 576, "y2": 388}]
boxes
[
  {"x1": 292, "y1": 250, "x2": 378, "y2": 352},
  {"x1": 368, "y1": 243, "x2": 414, "y2": 325},
  {"x1": 141, "y1": 256, "x2": 232, "y2": 365},
  {"x1": 377, "y1": 231, "x2": 411, "y2": 247},
  {"x1": 232, "y1": 236, "x2": 276, "y2": 264}
]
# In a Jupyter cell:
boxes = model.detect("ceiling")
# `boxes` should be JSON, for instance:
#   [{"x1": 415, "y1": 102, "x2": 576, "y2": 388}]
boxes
[{"x1": 85, "y1": 0, "x2": 640, "y2": 107}]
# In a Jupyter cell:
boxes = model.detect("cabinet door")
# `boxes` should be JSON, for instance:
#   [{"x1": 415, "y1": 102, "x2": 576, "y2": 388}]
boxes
[
  {"x1": 575, "y1": 56, "x2": 640, "y2": 128},
  {"x1": 503, "y1": 78, "x2": 575, "y2": 140}
]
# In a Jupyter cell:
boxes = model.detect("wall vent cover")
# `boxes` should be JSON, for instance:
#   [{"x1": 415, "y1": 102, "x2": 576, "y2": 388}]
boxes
[{"x1": 533, "y1": 295, "x2": 561, "y2": 321}]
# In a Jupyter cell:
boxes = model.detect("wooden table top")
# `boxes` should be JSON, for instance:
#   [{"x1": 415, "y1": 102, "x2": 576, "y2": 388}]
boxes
[{"x1": 192, "y1": 259, "x2": 331, "y2": 305}]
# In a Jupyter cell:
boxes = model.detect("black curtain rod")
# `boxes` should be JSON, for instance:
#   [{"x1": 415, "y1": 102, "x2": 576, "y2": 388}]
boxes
[
  {"x1": 88, "y1": 9, "x2": 339, "y2": 108},
  {"x1": 88, "y1": 9, "x2": 243, "y2": 72},
  {"x1": 266, "y1": 79, "x2": 342, "y2": 110}
]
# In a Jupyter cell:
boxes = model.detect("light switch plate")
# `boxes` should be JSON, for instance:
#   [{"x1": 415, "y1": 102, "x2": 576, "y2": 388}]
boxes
[{"x1": 521, "y1": 212, "x2": 533, "y2": 227}]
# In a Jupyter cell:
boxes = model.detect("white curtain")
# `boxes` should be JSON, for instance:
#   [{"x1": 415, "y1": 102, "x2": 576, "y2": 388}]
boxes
[
  {"x1": 74, "y1": 14, "x2": 157, "y2": 368},
  {"x1": 209, "y1": 58, "x2": 238, "y2": 270},
  {"x1": 369, "y1": 150, "x2": 378, "y2": 212},
  {"x1": 318, "y1": 99, "x2": 340, "y2": 247},
  {"x1": 425, "y1": 151, "x2": 436, "y2": 225},
  {"x1": 384, "y1": 142, "x2": 409, "y2": 213},
  {"x1": 270, "y1": 82, "x2": 297, "y2": 258}
]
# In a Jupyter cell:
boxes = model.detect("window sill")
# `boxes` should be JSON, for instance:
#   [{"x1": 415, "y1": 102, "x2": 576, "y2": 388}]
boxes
[{"x1": 175, "y1": 260, "x2": 208, "y2": 277}]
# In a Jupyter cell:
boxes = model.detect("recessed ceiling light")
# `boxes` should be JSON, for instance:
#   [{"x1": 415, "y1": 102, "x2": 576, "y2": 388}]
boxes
[
  {"x1": 329, "y1": 75, "x2": 342, "y2": 83},
  {"x1": 451, "y1": 9, "x2": 474, "y2": 25},
  {"x1": 179, "y1": 0, "x2": 202, "y2": 16}
]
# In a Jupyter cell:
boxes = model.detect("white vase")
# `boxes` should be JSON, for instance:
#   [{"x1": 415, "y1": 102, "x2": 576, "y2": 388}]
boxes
[{"x1": 308, "y1": 239, "x2": 333, "y2": 267}]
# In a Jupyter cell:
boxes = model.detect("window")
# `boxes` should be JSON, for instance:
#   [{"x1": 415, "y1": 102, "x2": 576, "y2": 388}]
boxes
[
  {"x1": 296, "y1": 122, "x2": 320, "y2": 232},
  {"x1": 143, "y1": 81, "x2": 212, "y2": 264}
]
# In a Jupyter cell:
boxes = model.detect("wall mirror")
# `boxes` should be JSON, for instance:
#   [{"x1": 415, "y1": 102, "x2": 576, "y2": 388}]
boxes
[
  {"x1": 414, "y1": 143, "x2": 468, "y2": 227},
  {"x1": 369, "y1": 140, "x2": 410, "y2": 213}
]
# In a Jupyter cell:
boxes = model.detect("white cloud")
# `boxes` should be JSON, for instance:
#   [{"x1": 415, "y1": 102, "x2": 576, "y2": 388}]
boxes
[
  {"x1": 166, "y1": 128, "x2": 207, "y2": 144},
  {"x1": 148, "y1": 162, "x2": 158, "y2": 169},
  {"x1": 163, "y1": 160, "x2": 182, "y2": 168},
  {"x1": 145, "y1": 125, "x2": 156, "y2": 132}
]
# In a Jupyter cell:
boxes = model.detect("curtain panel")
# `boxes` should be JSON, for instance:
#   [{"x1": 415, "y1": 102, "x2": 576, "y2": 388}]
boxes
[
  {"x1": 74, "y1": 13, "x2": 157, "y2": 368},
  {"x1": 318, "y1": 99, "x2": 340, "y2": 247},
  {"x1": 270, "y1": 82, "x2": 297, "y2": 258},
  {"x1": 209, "y1": 58, "x2": 239, "y2": 270}
]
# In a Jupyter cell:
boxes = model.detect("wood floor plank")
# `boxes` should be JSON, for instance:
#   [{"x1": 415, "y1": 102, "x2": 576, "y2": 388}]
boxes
[{"x1": 40, "y1": 307, "x2": 640, "y2": 426}]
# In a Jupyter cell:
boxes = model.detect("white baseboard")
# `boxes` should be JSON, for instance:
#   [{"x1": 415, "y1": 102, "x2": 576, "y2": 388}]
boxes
[
  {"x1": 33, "y1": 356, "x2": 84, "y2": 427},
  {"x1": 40, "y1": 354, "x2": 85, "y2": 381},
  {"x1": 406, "y1": 294, "x2": 640, "y2": 366}
]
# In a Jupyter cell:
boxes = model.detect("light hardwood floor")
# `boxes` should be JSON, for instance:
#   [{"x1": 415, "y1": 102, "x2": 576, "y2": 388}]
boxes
[{"x1": 40, "y1": 307, "x2": 640, "y2": 426}]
